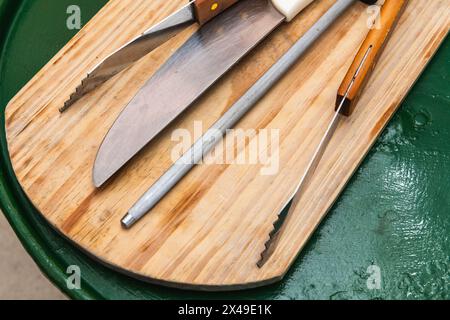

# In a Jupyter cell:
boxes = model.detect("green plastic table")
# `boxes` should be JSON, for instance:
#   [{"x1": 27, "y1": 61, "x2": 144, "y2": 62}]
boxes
[{"x1": 0, "y1": 0, "x2": 449, "y2": 300}]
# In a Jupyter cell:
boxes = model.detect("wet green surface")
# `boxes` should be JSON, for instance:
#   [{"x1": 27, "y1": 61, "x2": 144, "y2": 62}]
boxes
[{"x1": 0, "y1": 0, "x2": 449, "y2": 299}]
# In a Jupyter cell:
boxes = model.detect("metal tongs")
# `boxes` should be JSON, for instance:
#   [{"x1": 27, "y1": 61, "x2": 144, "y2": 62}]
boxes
[{"x1": 61, "y1": 0, "x2": 240, "y2": 112}]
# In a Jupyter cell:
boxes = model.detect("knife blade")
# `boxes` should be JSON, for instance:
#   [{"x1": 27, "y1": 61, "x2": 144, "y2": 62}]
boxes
[
  {"x1": 93, "y1": 0, "x2": 315, "y2": 187},
  {"x1": 61, "y1": 0, "x2": 242, "y2": 111}
]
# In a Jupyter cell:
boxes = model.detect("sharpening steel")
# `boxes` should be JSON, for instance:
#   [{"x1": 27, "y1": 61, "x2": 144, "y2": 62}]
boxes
[{"x1": 121, "y1": 0, "x2": 360, "y2": 229}]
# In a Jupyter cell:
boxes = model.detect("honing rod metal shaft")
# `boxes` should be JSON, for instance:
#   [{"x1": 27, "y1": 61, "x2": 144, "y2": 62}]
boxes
[{"x1": 122, "y1": 0, "x2": 357, "y2": 228}]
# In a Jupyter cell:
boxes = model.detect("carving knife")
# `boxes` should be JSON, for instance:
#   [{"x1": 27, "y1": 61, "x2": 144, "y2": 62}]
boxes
[
  {"x1": 257, "y1": 0, "x2": 408, "y2": 267},
  {"x1": 122, "y1": 0, "x2": 364, "y2": 228},
  {"x1": 62, "y1": 0, "x2": 243, "y2": 112},
  {"x1": 93, "y1": 0, "x2": 316, "y2": 187}
]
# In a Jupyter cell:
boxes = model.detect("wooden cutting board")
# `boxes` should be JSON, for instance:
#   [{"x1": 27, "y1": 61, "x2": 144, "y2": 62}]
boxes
[{"x1": 5, "y1": 0, "x2": 449, "y2": 290}]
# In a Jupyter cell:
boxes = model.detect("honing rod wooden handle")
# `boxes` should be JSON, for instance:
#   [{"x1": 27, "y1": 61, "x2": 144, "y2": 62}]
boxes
[
  {"x1": 194, "y1": 0, "x2": 240, "y2": 24},
  {"x1": 336, "y1": 0, "x2": 408, "y2": 116}
]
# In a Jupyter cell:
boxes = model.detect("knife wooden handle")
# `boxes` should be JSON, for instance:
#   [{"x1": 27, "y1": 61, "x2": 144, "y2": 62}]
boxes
[
  {"x1": 194, "y1": 0, "x2": 240, "y2": 25},
  {"x1": 336, "y1": 0, "x2": 408, "y2": 116}
]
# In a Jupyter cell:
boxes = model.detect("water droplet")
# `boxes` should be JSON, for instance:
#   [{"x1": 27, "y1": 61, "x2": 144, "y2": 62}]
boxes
[{"x1": 414, "y1": 112, "x2": 430, "y2": 127}]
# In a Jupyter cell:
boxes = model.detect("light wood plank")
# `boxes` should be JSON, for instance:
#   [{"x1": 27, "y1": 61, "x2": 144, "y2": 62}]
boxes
[{"x1": 5, "y1": 0, "x2": 450, "y2": 290}]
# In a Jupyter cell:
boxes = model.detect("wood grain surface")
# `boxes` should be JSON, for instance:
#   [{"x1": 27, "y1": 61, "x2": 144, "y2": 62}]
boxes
[{"x1": 5, "y1": 0, "x2": 450, "y2": 290}]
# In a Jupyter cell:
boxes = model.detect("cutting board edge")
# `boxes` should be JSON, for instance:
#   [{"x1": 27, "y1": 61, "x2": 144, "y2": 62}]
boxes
[{"x1": 3, "y1": 0, "x2": 450, "y2": 291}]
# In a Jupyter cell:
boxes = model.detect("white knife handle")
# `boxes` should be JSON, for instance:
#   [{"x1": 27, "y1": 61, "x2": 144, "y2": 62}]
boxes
[{"x1": 271, "y1": 0, "x2": 315, "y2": 22}]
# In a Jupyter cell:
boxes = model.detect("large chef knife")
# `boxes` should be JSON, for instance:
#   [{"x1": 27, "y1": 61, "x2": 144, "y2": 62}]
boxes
[{"x1": 93, "y1": 0, "x2": 316, "y2": 187}]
